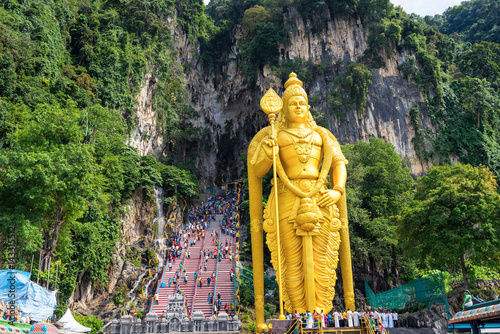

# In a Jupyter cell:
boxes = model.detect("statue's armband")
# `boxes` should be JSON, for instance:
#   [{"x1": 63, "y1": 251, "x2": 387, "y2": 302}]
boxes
[{"x1": 250, "y1": 138, "x2": 273, "y2": 178}]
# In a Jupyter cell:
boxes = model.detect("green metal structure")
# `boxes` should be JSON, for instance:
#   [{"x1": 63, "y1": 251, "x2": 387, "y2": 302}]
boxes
[{"x1": 365, "y1": 272, "x2": 450, "y2": 317}]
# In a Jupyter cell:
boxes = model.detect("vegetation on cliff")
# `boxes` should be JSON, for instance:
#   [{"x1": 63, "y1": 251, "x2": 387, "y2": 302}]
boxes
[
  {"x1": 0, "y1": 0, "x2": 200, "y2": 314},
  {"x1": 203, "y1": 0, "x2": 500, "y2": 182}
]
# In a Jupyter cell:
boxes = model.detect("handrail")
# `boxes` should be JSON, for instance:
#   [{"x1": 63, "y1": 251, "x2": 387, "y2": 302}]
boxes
[
  {"x1": 285, "y1": 319, "x2": 299, "y2": 334},
  {"x1": 361, "y1": 315, "x2": 381, "y2": 334},
  {"x1": 174, "y1": 231, "x2": 193, "y2": 299},
  {"x1": 212, "y1": 230, "x2": 222, "y2": 315},
  {"x1": 190, "y1": 230, "x2": 207, "y2": 315},
  {"x1": 290, "y1": 315, "x2": 325, "y2": 334},
  {"x1": 148, "y1": 222, "x2": 184, "y2": 313},
  {"x1": 231, "y1": 208, "x2": 238, "y2": 307}
]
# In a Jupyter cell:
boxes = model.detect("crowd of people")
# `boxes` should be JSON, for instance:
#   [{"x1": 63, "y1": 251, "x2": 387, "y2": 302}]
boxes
[
  {"x1": 287, "y1": 309, "x2": 398, "y2": 332},
  {"x1": 157, "y1": 188, "x2": 242, "y2": 318},
  {"x1": 198, "y1": 190, "x2": 241, "y2": 317}
]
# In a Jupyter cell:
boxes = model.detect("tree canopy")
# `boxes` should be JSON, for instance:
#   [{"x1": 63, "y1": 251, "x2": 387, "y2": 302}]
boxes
[
  {"x1": 0, "y1": 0, "x2": 202, "y2": 311},
  {"x1": 398, "y1": 164, "x2": 500, "y2": 289},
  {"x1": 343, "y1": 138, "x2": 414, "y2": 269}
]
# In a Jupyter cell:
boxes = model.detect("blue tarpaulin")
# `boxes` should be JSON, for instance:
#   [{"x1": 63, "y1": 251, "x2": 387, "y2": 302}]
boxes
[{"x1": 0, "y1": 270, "x2": 57, "y2": 322}]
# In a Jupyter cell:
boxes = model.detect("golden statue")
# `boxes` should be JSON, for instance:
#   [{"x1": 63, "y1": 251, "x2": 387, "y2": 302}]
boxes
[{"x1": 248, "y1": 73, "x2": 354, "y2": 332}]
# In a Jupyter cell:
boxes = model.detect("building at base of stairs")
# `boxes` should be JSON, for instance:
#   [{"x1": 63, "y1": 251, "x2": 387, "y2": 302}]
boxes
[{"x1": 110, "y1": 294, "x2": 240, "y2": 333}]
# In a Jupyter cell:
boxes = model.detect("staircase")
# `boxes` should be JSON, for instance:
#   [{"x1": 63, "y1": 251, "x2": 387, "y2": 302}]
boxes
[
  {"x1": 215, "y1": 232, "x2": 236, "y2": 313},
  {"x1": 150, "y1": 210, "x2": 237, "y2": 319},
  {"x1": 150, "y1": 243, "x2": 186, "y2": 315},
  {"x1": 178, "y1": 237, "x2": 203, "y2": 312},
  {"x1": 191, "y1": 224, "x2": 219, "y2": 317}
]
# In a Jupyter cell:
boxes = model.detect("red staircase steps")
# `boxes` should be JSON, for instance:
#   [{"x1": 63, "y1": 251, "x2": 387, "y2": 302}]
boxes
[
  {"x1": 215, "y1": 233, "x2": 236, "y2": 313},
  {"x1": 150, "y1": 208, "x2": 238, "y2": 319},
  {"x1": 191, "y1": 226, "x2": 219, "y2": 318},
  {"x1": 151, "y1": 230, "x2": 198, "y2": 315},
  {"x1": 178, "y1": 243, "x2": 201, "y2": 312},
  {"x1": 151, "y1": 244, "x2": 186, "y2": 315}
]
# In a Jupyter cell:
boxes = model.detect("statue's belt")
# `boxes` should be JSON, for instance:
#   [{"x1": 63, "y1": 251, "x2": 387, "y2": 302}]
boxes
[{"x1": 276, "y1": 178, "x2": 321, "y2": 195}]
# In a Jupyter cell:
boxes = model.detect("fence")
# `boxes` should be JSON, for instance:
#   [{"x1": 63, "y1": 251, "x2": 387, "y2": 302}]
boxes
[{"x1": 365, "y1": 272, "x2": 450, "y2": 317}]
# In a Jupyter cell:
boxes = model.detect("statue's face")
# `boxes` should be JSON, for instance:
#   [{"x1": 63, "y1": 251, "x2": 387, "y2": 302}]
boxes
[{"x1": 285, "y1": 95, "x2": 309, "y2": 124}]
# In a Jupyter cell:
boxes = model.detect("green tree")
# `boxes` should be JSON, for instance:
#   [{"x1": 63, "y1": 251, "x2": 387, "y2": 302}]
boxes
[
  {"x1": 398, "y1": 164, "x2": 500, "y2": 289},
  {"x1": 343, "y1": 138, "x2": 414, "y2": 264},
  {"x1": 459, "y1": 41, "x2": 500, "y2": 89},
  {"x1": 0, "y1": 103, "x2": 100, "y2": 272},
  {"x1": 241, "y1": 5, "x2": 270, "y2": 41},
  {"x1": 452, "y1": 77, "x2": 499, "y2": 129},
  {"x1": 342, "y1": 63, "x2": 372, "y2": 116},
  {"x1": 439, "y1": 0, "x2": 500, "y2": 44},
  {"x1": 73, "y1": 312, "x2": 104, "y2": 334}
]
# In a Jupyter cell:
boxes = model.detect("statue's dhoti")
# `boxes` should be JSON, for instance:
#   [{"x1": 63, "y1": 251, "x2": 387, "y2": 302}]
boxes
[{"x1": 263, "y1": 178, "x2": 341, "y2": 313}]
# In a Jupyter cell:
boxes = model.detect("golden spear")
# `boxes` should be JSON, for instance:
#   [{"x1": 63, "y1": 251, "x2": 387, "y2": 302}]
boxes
[{"x1": 260, "y1": 88, "x2": 285, "y2": 320}]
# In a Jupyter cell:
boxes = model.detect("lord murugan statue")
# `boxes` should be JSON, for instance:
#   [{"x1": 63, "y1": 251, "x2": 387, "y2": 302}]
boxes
[{"x1": 248, "y1": 73, "x2": 354, "y2": 332}]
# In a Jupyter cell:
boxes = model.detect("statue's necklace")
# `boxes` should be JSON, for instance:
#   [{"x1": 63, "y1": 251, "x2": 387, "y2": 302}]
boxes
[
  {"x1": 283, "y1": 128, "x2": 313, "y2": 138},
  {"x1": 284, "y1": 129, "x2": 314, "y2": 163}
]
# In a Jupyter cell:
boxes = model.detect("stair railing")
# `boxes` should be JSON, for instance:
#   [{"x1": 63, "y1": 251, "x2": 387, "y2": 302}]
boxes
[
  {"x1": 190, "y1": 230, "x2": 207, "y2": 315},
  {"x1": 212, "y1": 230, "x2": 223, "y2": 315},
  {"x1": 362, "y1": 315, "x2": 377, "y2": 334},
  {"x1": 173, "y1": 230, "x2": 194, "y2": 308},
  {"x1": 284, "y1": 319, "x2": 300, "y2": 334},
  {"x1": 148, "y1": 222, "x2": 184, "y2": 313}
]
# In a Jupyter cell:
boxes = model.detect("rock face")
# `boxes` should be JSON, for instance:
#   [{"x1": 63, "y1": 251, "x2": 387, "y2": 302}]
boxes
[
  {"x1": 398, "y1": 304, "x2": 449, "y2": 334},
  {"x1": 126, "y1": 70, "x2": 162, "y2": 157},
  {"x1": 170, "y1": 9, "x2": 431, "y2": 179},
  {"x1": 68, "y1": 189, "x2": 184, "y2": 320}
]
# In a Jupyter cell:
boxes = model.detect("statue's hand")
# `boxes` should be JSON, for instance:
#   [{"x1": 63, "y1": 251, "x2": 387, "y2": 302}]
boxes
[
  {"x1": 317, "y1": 189, "x2": 341, "y2": 207},
  {"x1": 263, "y1": 135, "x2": 278, "y2": 160}
]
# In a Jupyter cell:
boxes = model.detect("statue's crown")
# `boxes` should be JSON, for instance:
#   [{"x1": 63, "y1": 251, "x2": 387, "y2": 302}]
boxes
[{"x1": 284, "y1": 72, "x2": 303, "y2": 89}]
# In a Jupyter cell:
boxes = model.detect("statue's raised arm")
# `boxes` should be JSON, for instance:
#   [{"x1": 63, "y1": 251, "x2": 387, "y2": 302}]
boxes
[{"x1": 248, "y1": 73, "x2": 354, "y2": 332}]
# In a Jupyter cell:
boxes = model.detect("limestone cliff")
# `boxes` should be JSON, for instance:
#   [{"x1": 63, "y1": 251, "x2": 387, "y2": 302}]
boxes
[
  {"x1": 126, "y1": 70, "x2": 162, "y2": 157},
  {"x1": 172, "y1": 8, "x2": 431, "y2": 179}
]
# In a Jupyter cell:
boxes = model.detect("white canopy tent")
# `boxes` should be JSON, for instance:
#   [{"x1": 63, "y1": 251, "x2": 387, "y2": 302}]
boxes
[{"x1": 58, "y1": 309, "x2": 92, "y2": 333}]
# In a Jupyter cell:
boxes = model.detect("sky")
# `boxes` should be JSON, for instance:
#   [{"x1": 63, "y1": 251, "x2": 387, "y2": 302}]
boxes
[
  {"x1": 390, "y1": 0, "x2": 467, "y2": 16},
  {"x1": 202, "y1": 0, "x2": 469, "y2": 17}
]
